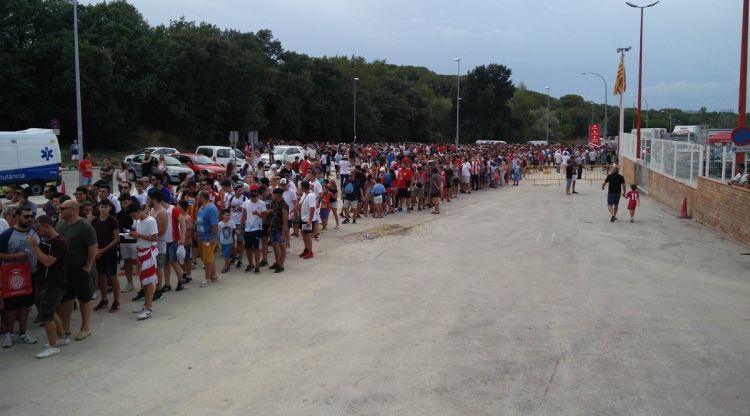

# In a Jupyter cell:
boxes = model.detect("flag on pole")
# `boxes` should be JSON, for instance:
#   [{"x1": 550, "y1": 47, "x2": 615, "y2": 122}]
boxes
[{"x1": 613, "y1": 55, "x2": 627, "y2": 95}]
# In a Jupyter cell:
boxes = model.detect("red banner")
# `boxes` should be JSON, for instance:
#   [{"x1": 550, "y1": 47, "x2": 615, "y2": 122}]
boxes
[{"x1": 589, "y1": 124, "x2": 601, "y2": 147}]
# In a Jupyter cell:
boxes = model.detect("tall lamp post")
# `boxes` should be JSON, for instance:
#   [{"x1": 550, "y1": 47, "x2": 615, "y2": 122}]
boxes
[
  {"x1": 626, "y1": 0, "x2": 660, "y2": 159},
  {"x1": 545, "y1": 86, "x2": 550, "y2": 142},
  {"x1": 353, "y1": 77, "x2": 359, "y2": 143},
  {"x1": 660, "y1": 110, "x2": 673, "y2": 131},
  {"x1": 73, "y1": 0, "x2": 84, "y2": 182},
  {"x1": 582, "y1": 72, "x2": 608, "y2": 140},
  {"x1": 453, "y1": 58, "x2": 461, "y2": 148}
]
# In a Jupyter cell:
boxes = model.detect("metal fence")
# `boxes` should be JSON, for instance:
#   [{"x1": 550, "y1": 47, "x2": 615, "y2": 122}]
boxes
[
  {"x1": 620, "y1": 133, "x2": 704, "y2": 187},
  {"x1": 525, "y1": 165, "x2": 611, "y2": 185}
]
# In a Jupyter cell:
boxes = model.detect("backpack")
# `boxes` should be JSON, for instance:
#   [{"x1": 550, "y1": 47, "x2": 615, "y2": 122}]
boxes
[{"x1": 345, "y1": 182, "x2": 354, "y2": 195}]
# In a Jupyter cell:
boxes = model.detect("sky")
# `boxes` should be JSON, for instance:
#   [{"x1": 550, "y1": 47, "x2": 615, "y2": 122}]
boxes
[{"x1": 82, "y1": 0, "x2": 747, "y2": 111}]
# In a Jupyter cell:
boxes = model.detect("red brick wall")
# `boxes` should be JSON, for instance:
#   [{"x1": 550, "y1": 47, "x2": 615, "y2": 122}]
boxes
[
  {"x1": 693, "y1": 177, "x2": 750, "y2": 245},
  {"x1": 621, "y1": 158, "x2": 637, "y2": 185},
  {"x1": 647, "y1": 170, "x2": 696, "y2": 214}
]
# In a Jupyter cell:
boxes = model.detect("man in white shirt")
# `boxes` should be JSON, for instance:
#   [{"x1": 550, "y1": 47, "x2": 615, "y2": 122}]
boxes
[
  {"x1": 339, "y1": 157, "x2": 350, "y2": 191},
  {"x1": 240, "y1": 189, "x2": 267, "y2": 273},
  {"x1": 226, "y1": 183, "x2": 247, "y2": 268},
  {"x1": 127, "y1": 203, "x2": 158, "y2": 321},
  {"x1": 298, "y1": 181, "x2": 317, "y2": 260},
  {"x1": 461, "y1": 161, "x2": 471, "y2": 194},
  {"x1": 730, "y1": 166, "x2": 749, "y2": 186}
]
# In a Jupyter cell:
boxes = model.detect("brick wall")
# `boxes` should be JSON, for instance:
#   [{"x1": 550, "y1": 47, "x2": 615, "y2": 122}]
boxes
[
  {"x1": 693, "y1": 177, "x2": 750, "y2": 245},
  {"x1": 621, "y1": 158, "x2": 637, "y2": 185},
  {"x1": 647, "y1": 170, "x2": 696, "y2": 214}
]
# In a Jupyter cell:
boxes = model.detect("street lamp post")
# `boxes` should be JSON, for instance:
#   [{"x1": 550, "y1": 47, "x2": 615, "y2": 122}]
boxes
[
  {"x1": 453, "y1": 58, "x2": 460, "y2": 148},
  {"x1": 353, "y1": 77, "x2": 359, "y2": 143},
  {"x1": 73, "y1": 0, "x2": 84, "y2": 182},
  {"x1": 626, "y1": 0, "x2": 660, "y2": 159},
  {"x1": 545, "y1": 87, "x2": 550, "y2": 142},
  {"x1": 582, "y1": 72, "x2": 608, "y2": 140},
  {"x1": 660, "y1": 110, "x2": 672, "y2": 131}
]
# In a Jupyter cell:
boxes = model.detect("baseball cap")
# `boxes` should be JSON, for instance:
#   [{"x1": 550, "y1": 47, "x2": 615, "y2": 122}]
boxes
[
  {"x1": 249, "y1": 184, "x2": 260, "y2": 192},
  {"x1": 280, "y1": 178, "x2": 288, "y2": 185}
]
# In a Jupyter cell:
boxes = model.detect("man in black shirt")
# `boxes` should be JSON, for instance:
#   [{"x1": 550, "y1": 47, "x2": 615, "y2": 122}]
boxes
[
  {"x1": 28, "y1": 215, "x2": 69, "y2": 358},
  {"x1": 602, "y1": 166, "x2": 627, "y2": 222}
]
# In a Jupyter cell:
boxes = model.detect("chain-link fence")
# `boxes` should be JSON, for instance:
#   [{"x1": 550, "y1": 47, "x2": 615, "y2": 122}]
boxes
[{"x1": 620, "y1": 133, "x2": 704, "y2": 187}]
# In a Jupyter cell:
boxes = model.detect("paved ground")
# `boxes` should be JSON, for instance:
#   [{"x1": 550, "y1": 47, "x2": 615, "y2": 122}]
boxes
[{"x1": 5, "y1": 180, "x2": 750, "y2": 415}]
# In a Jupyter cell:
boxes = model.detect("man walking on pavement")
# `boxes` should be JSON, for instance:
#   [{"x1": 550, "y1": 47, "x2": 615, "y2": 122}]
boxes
[{"x1": 602, "y1": 166, "x2": 627, "y2": 222}]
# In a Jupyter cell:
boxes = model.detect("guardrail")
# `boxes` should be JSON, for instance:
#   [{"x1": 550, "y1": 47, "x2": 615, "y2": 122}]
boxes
[{"x1": 524, "y1": 165, "x2": 611, "y2": 185}]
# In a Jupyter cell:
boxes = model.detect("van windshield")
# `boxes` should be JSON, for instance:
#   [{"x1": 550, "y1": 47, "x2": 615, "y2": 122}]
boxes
[{"x1": 196, "y1": 148, "x2": 212, "y2": 157}]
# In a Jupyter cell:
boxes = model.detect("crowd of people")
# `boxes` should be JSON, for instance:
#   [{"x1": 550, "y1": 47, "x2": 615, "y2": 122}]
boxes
[{"x1": 0, "y1": 140, "x2": 617, "y2": 359}]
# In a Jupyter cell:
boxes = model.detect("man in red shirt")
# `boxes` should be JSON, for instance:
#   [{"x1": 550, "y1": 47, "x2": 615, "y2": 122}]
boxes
[
  {"x1": 396, "y1": 163, "x2": 414, "y2": 212},
  {"x1": 300, "y1": 156, "x2": 311, "y2": 178},
  {"x1": 79, "y1": 153, "x2": 93, "y2": 187}
]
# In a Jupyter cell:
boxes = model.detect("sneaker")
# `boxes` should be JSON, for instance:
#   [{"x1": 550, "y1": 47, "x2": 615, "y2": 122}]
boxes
[
  {"x1": 258, "y1": 260, "x2": 268, "y2": 267},
  {"x1": 93, "y1": 300, "x2": 109, "y2": 311},
  {"x1": 183, "y1": 276, "x2": 193, "y2": 284},
  {"x1": 122, "y1": 282, "x2": 135, "y2": 293},
  {"x1": 342, "y1": 218, "x2": 350, "y2": 224},
  {"x1": 269, "y1": 263, "x2": 279, "y2": 270},
  {"x1": 91, "y1": 291, "x2": 98, "y2": 301},
  {"x1": 136, "y1": 309, "x2": 152, "y2": 320},
  {"x1": 630, "y1": 218, "x2": 634, "y2": 223},
  {"x1": 298, "y1": 249, "x2": 309, "y2": 258},
  {"x1": 352, "y1": 218, "x2": 356, "y2": 224},
  {"x1": 132, "y1": 305, "x2": 146, "y2": 313},
  {"x1": 254, "y1": 267, "x2": 260, "y2": 274},
  {"x1": 245, "y1": 265, "x2": 254, "y2": 272},
  {"x1": 175, "y1": 283, "x2": 184, "y2": 292},
  {"x1": 109, "y1": 301, "x2": 121, "y2": 313},
  {"x1": 2, "y1": 332, "x2": 13, "y2": 348},
  {"x1": 16, "y1": 332, "x2": 37, "y2": 344},
  {"x1": 132, "y1": 290, "x2": 145, "y2": 302},
  {"x1": 46, "y1": 336, "x2": 70, "y2": 348},
  {"x1": 153, "y1": 290, "x2": 163, "y2": 301},
  {"x1": 610, "y1": 216, "x2": 615, "y2": 222},
  {"x1": 36, "y1": 346, "x2": 61, "y2": 359},
  {"x1": 274, "y1": 266, "x2": 284, "y2": 273},
  {"x1": 161, "y1": 285, "x2": 172, "y2": 293},
  {"x1": 200, "y1": 280, "x2": 211, "y2": 288},
  {"x1": 302, "y1": 251, "x2": 314, "y2": 260},
  {"x1": 236, "y1": 261, "x2": 242, "y2": 269}
]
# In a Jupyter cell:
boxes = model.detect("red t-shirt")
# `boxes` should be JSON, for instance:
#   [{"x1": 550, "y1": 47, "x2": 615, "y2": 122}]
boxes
[
  {"x1": 80, "y1": 160, "x2": 93, "y2": 178},
  {"x1": 300, "y1": 160, "x2": 310, "y2": 176}
]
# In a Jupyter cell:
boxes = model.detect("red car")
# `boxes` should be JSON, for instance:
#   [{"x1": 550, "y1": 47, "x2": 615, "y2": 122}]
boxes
[{"x1": 172, "y1": 153, "x2": 226, "y2": 178}]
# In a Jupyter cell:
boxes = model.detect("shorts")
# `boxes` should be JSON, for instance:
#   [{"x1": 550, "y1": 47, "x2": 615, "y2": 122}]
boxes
[
  {"x1": 462, "y1": 175, "x2": 470, "y2": 184},
  {"x1": 270, "y1": 229, "x2": 286, "y2": 244},
  {"x1": 221, "y1": 243, "x2": 232, "y2": 258},
  {"x1": 411, "y1": 187, "x2": 423, "y2": 198},
  {"x1": 572, "y1": 174, "x2": 578, "y2": 182},
  {"x1": 343, "y1": 199, "x2": 358, "y2": 209},
  {"x1": 330, "y1": 200, "x2": 339, "y2": 209},
  {"x1": 81, "y1": 176, "x2": 92, "y2": 186},
  {"x1": 95, "y1": 254, "x2": 117, "y2": 276},
  {"x1": 183, "y1": 244, "x2": 192, "y2": 262},
  {"x1": 373, "y1": 195, "x2": 383, "y2": 204},
  {"x1": 199, "y1": 241, "x2": 217, "y2": 264},
  {"x1": 565, "y1": 178, "x2": 572, "y2": 187},
  {"x1": 71, "y1": 154, "x2": 79, "y2": 161},
  {"x1": 320, "y1": 208, "x2": 330, "y2": 220},
  {"x1": 3, "y1": 294, "x2": 35, "y2": 311},
  {"x1": 166, "y1": 241, "x2": 180, "y2": 262},
  {"x1": 120, "y1": 243, "x2": 137, "y2": 260},
  {"x1": 156, "y1": 253, "x2": 166, "y2": 268},
  {"x1": 607, "y1": 193, "x2": 621, "y2": 206},
  {"x1": 430, "y1": 191, "x2": 440, "y2": 198},
  {"x1": 627, "y1": 200, "x2": 637, "y2": 210},
  {"x1": 62, "y1": 268, "x2": 94, "y2": 303},
  {"x1": 36, "y1": 287, "x2": 64, "y2": 322},
  {"x1": 397, "y1": 188, "x2": 410, "y2": 198},
  {"x1": 244, "y1": 230, "x2": 262, "y2": 250},
  {"x1": 261, "y1": 223, "x2": 270, "y2": 238}
]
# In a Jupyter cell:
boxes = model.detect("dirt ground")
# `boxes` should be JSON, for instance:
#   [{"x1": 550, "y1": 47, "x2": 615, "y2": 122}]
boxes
[{"x1": 5, "y1": 180, "x2": 750, "y2": 416}]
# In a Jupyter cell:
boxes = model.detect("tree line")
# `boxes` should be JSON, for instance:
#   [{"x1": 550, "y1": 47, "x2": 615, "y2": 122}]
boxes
[{"x1": 1, "y1": 1, "x2": 739, "y2": 149}]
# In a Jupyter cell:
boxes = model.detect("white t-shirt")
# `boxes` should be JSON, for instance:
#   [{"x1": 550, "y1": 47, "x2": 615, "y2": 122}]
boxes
[
  {"x1": 242, "y1": 199, "x2": 266, "y2": 232},
  {"x1": 283, "y1": 188, "x2": 297, "y2": 219},
  {"x1": 311, "y1": 180, "x2": 323, "y2": 199},
  {"x1": 134, "y1": 190, "x2": 148, "y2": 208},
  {"x1": 135, "y1": 216, "x2": 158, "y2": 249},
  {"x1": 461, "y1": 162, "x2": 471, "y2": 177},
  {"x1": 218, "y1": 220, "x2": 235, "y2": 245},
  {"x1": 0, "y1": 218, "x2": 9, "y2": 234},
  {"x1": 339, "y1": 160, "x2": 350, "y2": 175},
  {"x1": 226, "y1": 193, "x2": 247, "y2": 225},
  {"x1": 300, "y1": 191, "x2": 318, "y2": 222}
]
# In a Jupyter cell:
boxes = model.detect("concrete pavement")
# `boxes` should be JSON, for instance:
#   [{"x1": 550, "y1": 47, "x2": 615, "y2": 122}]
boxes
[{"x1": 3, "y1": 181, "x2": 750, "y2": 415}]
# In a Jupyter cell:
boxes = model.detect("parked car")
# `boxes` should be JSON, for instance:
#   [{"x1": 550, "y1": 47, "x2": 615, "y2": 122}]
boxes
[
  {"x1": 172, "y1": 153, "x2": 226, "y2": 178},
  {"x1": 123, "y1": 147, "x2": 178, "y2": 163},
  {"x1": 260, "y1": 145, "x2": 304, "y2": 164},
  {"x1": 127, "y1": 154, "x2": 194, "y2": 183},
  {"x1": 195, "y1": 146, "x2": 245, "y2": 166}
]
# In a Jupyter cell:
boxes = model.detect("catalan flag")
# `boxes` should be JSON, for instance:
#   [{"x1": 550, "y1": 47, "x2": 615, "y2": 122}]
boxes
[{"x1": 613, "y1": 55, "x2": 626, "y2": 95}]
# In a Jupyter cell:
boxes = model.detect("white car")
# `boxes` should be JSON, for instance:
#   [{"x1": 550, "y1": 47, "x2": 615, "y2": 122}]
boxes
[
  {"x1": 123, "y1": 147, "x2": 178, "y2": 163},
  {"x1": 195, "y1": 146, "x2": 245, "y2": 166},
  {"x1": 260, "y1": 145, "x2": 304, "y2": 164}
]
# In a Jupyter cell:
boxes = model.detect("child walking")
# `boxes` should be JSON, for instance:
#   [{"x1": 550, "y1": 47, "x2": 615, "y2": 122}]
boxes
[{"x1": 626, "y1": 184, "x2": 640, "y2": 223}]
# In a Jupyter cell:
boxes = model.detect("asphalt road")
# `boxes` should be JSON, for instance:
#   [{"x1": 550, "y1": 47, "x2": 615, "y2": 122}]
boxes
[{"x1": 4, "y1": 181, "x2": 750, "y2": 415}]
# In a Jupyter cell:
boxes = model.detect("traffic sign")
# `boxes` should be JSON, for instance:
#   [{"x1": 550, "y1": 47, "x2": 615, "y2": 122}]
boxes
[
  {"x1": 731, "y1": 126, "x2": 750, "y2": 146},
  {"x1": 50, "y1": 118, "x2": 60, "y2": 129}
]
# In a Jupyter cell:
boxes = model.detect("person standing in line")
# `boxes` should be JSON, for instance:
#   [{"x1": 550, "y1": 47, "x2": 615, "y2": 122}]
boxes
[
  {"x1": 626, "y1": 184, "x2": 641, "y2": 223},
  {"x1": 218, "y1": 210, "x2": 235, "y2": 273},
  {"x1": 602, "y1": 166, "x2": 627, "y2": 222},
  {"x1": 196, "y1": 190, "x2": 219, "y2": 287},
  {"x1": 91, "y1": 199, "x2": 121, "y2": 313},
  {"x1": 147, "y1": 190, "x2": 167, "y2": 300},
  {"x1": 298, "y1": 181, "x2": 318, "y2": 259},
  {"x1": 240, "y1": 188, "x2": 266, "y2": 274},
  {"x1": 27, "y1": 215, "x2": 69, "y2": 358},
  {"x1": 268, "y1": 188, "x2": 289, "y2": 273},
  {"x1": 565, "y1": 159, "x2": 575, "y2": 195},
  {"x1": 177, "y1": 200, "x2": 194, "y2": 287},
  {"x1": 99, "y1": 157, "x2": 115, "y2": 191},
  {"x1": 0, "y1": 207, "x2": 40, "y2": 348},
  {"x1": 55, "y1": 200, "x2": 97, "y2": 341},
  {"x1": 127, "y1": 203, "x2": 158, "y2": 320},
  {"x1": 117, "y1": 194, "x2": 138, "y2": 293},
  {"x1": 428, "y1": 167, "x2": 442, "y2": 215}
]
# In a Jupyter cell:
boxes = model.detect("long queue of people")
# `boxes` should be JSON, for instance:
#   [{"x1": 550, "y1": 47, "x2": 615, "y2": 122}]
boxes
[{"x1": 0, "y1": 140, "x2": 613, "y2": 359}]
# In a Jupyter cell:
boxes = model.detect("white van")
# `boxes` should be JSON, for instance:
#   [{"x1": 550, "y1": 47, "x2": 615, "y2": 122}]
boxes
[
  {"x1": 195, "y1": 145, "x2": 246, "y2": 166},
  {"x1": 0, "y1": 129, "x2": 62, "y2": 195}
]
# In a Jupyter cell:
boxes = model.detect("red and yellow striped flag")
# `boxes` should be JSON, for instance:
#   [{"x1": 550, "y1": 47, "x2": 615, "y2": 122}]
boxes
[{"x1": 613, "y1": 55, "x2": 626, "y2": 95}]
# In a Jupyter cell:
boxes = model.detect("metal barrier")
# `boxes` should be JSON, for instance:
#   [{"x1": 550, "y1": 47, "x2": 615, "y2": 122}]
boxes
[{"x1": 524, "y1": 165, "x2": 611, "y2": 185}]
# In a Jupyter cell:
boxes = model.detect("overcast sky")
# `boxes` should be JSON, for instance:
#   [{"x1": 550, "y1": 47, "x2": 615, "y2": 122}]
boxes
[{"x1": 83, "y1": 0, "x2": 747, "y2": 111}]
